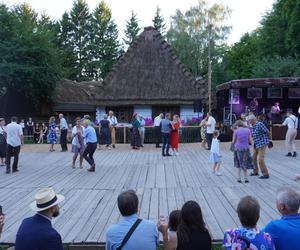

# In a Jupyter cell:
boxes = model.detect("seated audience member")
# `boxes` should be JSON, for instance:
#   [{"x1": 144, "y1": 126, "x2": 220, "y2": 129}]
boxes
[
  {"x1": 223, "y1": 196, "x2": 274, "y2": 250},
  {"x1": 106, "y1": 190, "x2": 158, "y2": 250},
  {"x1": 157, "y1": 210, "x2": 181, "y2": 250},
  {"x1": 160, "y1": 200, "x2": 211, "y2": 250},
  {"x1": 263, "y1": 187, "x2": 300, "y2": 250},
  {"x1": 0, "y1": 207, "x2": 4, "y2": 239},
  {"x1": 15, "y1": 187, "x2": 65, "y2": 250}
]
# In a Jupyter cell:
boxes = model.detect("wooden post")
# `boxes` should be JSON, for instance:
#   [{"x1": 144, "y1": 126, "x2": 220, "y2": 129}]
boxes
[{"x1": 123, "y1": 127, "x2": 126, "y2": 144}]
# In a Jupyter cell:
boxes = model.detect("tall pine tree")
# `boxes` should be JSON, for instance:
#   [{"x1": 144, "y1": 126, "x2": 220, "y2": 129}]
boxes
[
  {"x1": 58, "y1": 12, "x2": 77, "y2": 79},
  {"x1": 69, "y1": 0, "x2": 91, "y2": 81},
  {"x1": 91, "y1": 0, "x2": 120, "y2": 80},
  {"x1": 124, "y1": 11, "x2": 140, "y2": 46},
  {"x1": 152, "y1": 6, "x2": 166, "y2": 36}
]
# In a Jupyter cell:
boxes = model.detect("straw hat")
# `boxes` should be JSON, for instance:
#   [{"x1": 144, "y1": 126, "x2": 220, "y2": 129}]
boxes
[{"x1": 30, "y1": 187, "x2": 65, "y2": 212}]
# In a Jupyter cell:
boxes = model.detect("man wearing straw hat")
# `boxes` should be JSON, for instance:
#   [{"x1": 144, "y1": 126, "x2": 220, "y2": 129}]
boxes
[{"x1": 15, "y1": 187, "x2": 65, "y2": 250}]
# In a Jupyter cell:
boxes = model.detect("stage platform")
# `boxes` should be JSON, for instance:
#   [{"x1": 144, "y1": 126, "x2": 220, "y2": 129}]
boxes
[{"x1": 0, "y1": 141, "x2": 299, "y2": 245}]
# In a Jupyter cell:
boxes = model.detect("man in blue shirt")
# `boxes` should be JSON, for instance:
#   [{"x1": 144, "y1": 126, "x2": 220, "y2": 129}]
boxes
[
  {"x1": 83, "y1": 119, "x2": 98, "y2": 172},
  {"x1": 248, "y1": 114, "x2": 271, "y2": 179},
  {"x1": 263, "y1": 187, "x2": 300, "y2": 250},
  {"x1": 106, "y1": 190, "x2": 159, "y2": 250},
  {"x1": 161, "y1": 113, "x2": 172, "y2": 157},
  {"x1": 59, "y1": 113, "x2": 68, "y2": 152}
]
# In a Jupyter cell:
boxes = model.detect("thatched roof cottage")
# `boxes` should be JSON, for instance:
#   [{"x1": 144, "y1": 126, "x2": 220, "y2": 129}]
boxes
[{"x1": 55, "y1": 26, "x2": 207, "y2": 122}]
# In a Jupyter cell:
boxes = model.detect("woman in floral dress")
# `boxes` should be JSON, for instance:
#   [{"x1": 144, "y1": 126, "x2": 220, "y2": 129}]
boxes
[
  {"x1": 222, "y1": 196, "x2": 275, "y2": 250},
  {"x1": 48, "y1": 116, "x2": 57, "y2": 152}
]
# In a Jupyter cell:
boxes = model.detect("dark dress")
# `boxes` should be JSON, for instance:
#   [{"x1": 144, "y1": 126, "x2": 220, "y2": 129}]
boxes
[
  {"x1": 99, "y1": 120, "x2": 112, "y2": 145},
  {"x1": 34, "y1": 127, "x2": 40, "y2": 143},
  {"x1": 0, "y1": 126, "x2": 6, "y2": 158},
  {"x1": 130, "y1": 119, "x2": 141, "y2": 148},
  {"x1": 177, "y1": 229, "x2": 212, "y2": 250}
]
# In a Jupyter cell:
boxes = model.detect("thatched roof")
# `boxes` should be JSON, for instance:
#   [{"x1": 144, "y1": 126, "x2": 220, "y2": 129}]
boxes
[
  {"x1": 55, "y1": 27, "x2": 207, "y2": 107},
  {"x1": 216, "y1": 77, "x2": 300, "y2": 92}
]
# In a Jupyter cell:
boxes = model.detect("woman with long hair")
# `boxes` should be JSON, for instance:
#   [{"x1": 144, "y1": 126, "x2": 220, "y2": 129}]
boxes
[
  {"x1": 48, "y1": 116, "x2": 57, "y2": 152},
  {"x1": 170, "y1": 114, "x2": 180, "y2": 155},
  {"x1": 158, "y1": 201, "x2": 212, "y2": 250}
]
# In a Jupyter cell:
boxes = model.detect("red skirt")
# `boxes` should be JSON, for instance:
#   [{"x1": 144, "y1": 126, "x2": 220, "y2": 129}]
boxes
[{"x1": 170, "y1": 130, "x2": 179, "y2": 149}]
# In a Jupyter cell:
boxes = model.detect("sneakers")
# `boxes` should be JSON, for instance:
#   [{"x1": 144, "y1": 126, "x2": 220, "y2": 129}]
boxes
[
  {"x1": 286, "y1": 152, "x2": 292, "y2": 157},
  {"x1": 215, "y1": 171, "x2": 222, "y2": 176}
]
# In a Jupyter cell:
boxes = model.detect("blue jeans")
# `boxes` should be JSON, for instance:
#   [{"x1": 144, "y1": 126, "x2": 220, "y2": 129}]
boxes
[{"x1": 162, "y1": 133, "x2": 170, "y2": 155}]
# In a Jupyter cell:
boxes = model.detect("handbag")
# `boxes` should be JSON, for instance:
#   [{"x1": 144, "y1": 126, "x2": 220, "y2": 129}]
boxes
[
  {"x1": 268, "y1": 141, "x2": 273, "y2": 149},
  {"x1": 116, "y1": 219, "x2": 142, "y2": 250}
]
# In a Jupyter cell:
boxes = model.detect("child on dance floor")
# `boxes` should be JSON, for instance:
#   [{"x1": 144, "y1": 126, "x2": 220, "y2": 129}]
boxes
[{"x1": 210, "y1": 130, "x2": 222, "y2": 176}]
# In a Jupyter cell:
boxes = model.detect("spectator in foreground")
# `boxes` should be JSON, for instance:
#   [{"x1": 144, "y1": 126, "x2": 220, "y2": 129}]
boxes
[
  {"x1": 106, "y1": 190, "x2": 158, "y2": 250},
  {"x1": 158, "y1": 200, "x2": 211, "y2": 250},
  {"x1": 15, "y1": 187, "x2": 65, "y2": 250},
  {"x1": 157, "y1": 210, "x2": 180, "y2": 250},
  {"x1": 263, "y1": 187, "x2": 300, "y2": 250},
  {"x1": 0, "y1": 206, "x2": 4, "y2": 239},
  {"x1": 222, "y1": 196, "x2": 274, "y2": 250}
]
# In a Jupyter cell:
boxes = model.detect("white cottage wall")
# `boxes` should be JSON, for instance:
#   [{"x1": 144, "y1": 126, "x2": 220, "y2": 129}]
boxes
[{"x1": 180, "y1": 105, "x2": 203, "y2": 122}]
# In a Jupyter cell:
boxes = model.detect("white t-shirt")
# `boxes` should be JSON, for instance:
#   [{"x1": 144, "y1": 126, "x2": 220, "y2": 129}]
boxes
[
  {"x1": 107, "y1": 116, "x2": 118, "y2": 126},
  {"x1": 206, "y1": 116, "x2": 216, "y2": 134},
  {"x1": 6, "y1": 122, "x2": 23, "y2": 147},
  {"x1": 71, "y1": 126, "x2": 84, "y2": 146},
  {"x1": 154, "y1": 116, "x2": 162, "y2": 126},
  {"x1": 283, "y1": 115, "x2": 298, "y2": 129},
  {"x1": 210, "y1": 138, "x2": 221, "y2": 156}
]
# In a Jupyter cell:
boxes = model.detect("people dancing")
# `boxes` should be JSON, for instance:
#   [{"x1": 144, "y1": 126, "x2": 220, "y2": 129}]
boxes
[
  {"x1": 71, "y1": 118, "x2": 85, "y2": 168},
  {"x1": 130, "y1": 113, "x2": 141, "y2": 150},
  {"x1": 170, "y1": 115, "x2": 180, "y2": 156},
  {"x1": 48, "y1": 117, "x2": 57, "y2": 152}
]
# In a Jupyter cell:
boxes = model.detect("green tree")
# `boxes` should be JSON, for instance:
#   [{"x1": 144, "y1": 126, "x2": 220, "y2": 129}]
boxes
[
  {"x1": 91, "y1": 0, "x2": 120, "y2": 80},
  {"x1": 222, "y1": 31, "x2": 261, "y2": 80},
  {"x1": 58, "y1": 12, "x2": 77, "y2": 79},
  {"x1": 167, "y1": 1, "x2": 231, "y2": 78},
  {"x1": 0, "y1": 3, "x2": 62, "y2": 107},
  {"x1": 152, "y1": 6, "x2": 166, "y2": 36},
  {"x1": 69, "y1": 0, "x2": 92, "y2": 80},
  {"x1": 124, "y1": 11, "x2": 140, "y2": 46},
  {"x1": 251, "y1": 56, "x2": 300, "y2": 78}
]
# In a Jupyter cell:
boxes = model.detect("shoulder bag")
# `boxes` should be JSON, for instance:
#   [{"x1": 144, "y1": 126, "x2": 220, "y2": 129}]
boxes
[{"x1": 116, "y1": 219, "x2": 142, "y2": 250}]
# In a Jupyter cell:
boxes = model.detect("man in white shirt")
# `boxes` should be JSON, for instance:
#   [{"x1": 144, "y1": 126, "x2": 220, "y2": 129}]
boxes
[
  {"x1": 6, "y1": 116, "x2": 23, "y2": 173},
  {"x1": 205, "y1": 112, "x2": 216, "y2": 150},
  {"x1": 154, "y1": 113, "x2": 163, "y2": 148},
  {"x1": 107, "y1": 111, "x2": 118, "y2": 148},
  {"x1": 59, "y1": 114, "x2": 68, "y2": 152},
  {"x1": 275, "y1": 109, "x2": 298, "y2": 157}
]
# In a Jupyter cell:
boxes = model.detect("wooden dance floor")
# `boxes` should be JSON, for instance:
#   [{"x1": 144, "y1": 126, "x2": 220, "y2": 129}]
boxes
[{"x1": 0, "y1": 141, "x2": 299, "y2": 245}]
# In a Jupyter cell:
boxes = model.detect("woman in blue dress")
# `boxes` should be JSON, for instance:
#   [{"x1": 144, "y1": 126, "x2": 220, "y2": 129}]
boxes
[{"x1": 48, "y1": 116, "x2": 57, "y2": 152}]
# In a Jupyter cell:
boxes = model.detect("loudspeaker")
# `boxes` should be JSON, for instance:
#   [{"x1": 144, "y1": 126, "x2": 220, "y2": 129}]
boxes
[{"x1": 193, "y1": 100, "x2": 202, "y2": 112}]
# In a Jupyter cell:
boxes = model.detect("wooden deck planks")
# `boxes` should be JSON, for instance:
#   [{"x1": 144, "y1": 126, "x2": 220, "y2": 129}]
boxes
[{"x1": 0, "y1": 141, "x2": 299, "y2": 244}]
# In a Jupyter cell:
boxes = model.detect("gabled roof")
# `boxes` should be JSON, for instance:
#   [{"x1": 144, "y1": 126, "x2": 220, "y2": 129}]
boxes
[{"x1": 55, "y1": 27, "x2": 207, "y2": 106}]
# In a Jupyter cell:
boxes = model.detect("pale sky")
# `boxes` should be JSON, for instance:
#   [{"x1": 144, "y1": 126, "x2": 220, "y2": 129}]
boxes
[{"x1": 3, "y1": 0, "x2": 275, "y2": 44}]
